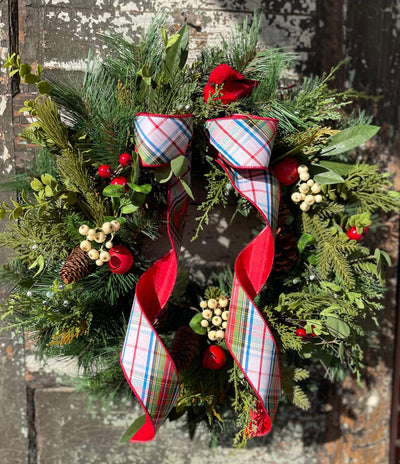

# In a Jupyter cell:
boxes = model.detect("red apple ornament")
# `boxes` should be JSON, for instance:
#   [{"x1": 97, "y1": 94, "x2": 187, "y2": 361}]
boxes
[
  {"x1": 202, "y1": 345, "x2": 226, "y2": 370},
  {"x1": 98, "y1": 164, "x2": 113, "y2": 178},
  {"x1": 119, "y1": 153, "x2": 133, "y2": 167},
  {"x1": 107, "y1": 245, "x2": 134, "y2": 274},
  {"x1": 272, "y1": 156, "x2": 299, "y2": 186}
]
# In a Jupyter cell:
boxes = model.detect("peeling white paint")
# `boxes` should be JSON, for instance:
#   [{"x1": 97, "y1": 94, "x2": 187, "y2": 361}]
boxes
[
  {"x1": 0, "y1": 95, "x2": 8, "y2": 116},
  {"x1": 1, "y1": 145, "x2": 10, "y2": 163},
  {"x1": 366, "y1": 390, "x2": 380, "y2": 413},
  {"x1": 57, "y1": 12, "x2": 70, "y2": 22},
  {"x1": 44, "y1": 59, "x2": 87, "y2": 71}
]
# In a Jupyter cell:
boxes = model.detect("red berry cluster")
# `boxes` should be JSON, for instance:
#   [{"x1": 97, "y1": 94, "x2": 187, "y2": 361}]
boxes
[
  {"x1": 346, "y1": 226, "x2": 369, "y2": 241},
  {"x1": 296, "y1": 327, "x2": 316, "y2": 339},
  {"x1": 97, "y1": 153, "x2": 133, "y2": 189}
]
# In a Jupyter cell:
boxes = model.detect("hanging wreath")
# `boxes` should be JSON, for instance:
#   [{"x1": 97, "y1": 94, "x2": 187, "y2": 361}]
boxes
[{"x1": 1, "y1": 12, "x2": 399, "y2": 447}]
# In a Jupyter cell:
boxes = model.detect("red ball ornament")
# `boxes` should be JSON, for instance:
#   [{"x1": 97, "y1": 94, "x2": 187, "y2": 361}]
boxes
[
  {"x1": 119, "y1": 152, "x2": 133, "y2": 167},
  {"x1": 110, "y1": 176, "x2": 128, "y2": 188},
  {"x1": 296, "y1": 328, "x2": 307, "y2": 338},
  {"x1": 202, "y1": 345, "x2": 226, "y2": 370},
  {"x1": 107, "y1": 245, "x2": 134, "y2": 274},
  {"x1": 346, "y1": 226, "x2": 369, "y2": 241},
  {"x1": 98, "y1": 164, "x2": 113, "y2": 178},
  {"x1": 272, "y1": 156, "x2": 299, "y2": 186}
]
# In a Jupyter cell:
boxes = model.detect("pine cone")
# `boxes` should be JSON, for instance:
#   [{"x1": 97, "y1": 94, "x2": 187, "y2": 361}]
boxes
[
  {"x1": 273, "y1": 231, "x2": 299, "y2": 271},
  {"x1": 169, "y1": 326, "x2": 200, "y2": 372},
  {"x1": 277, "y1": 200, "x2": 291, "y2": 229},
  {"x1": 59, "y1": 246, "x2": 90, "y2": 284}
]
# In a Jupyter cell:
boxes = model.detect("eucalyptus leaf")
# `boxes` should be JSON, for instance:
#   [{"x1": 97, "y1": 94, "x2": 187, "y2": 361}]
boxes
[
  {"x1": 189, "y1": 312, "x2": 207, "y2": 335},
  {"x1": 121, "y1": 203, "x2": 139, "y2": 214},
  {"x1": 180, "y1": 178, "x2": 194, "y2": 201},
  {"x1": 154, "y1": 166, "x2": 173, "y2": 184},
  {"x1": 128, "y1": 183, "x2": 152, "y2": 194},
  {"x1": 321, "y1": 125, "x2": 379, "y2": 157},
  {"x1": 316, "y1": 161, "x2": 354, "y2": 176}
]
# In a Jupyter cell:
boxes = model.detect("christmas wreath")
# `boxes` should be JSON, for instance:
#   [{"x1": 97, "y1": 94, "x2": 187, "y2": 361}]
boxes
[{"x1": 1, "y1": 13, "x2": 399, "y2": 446}]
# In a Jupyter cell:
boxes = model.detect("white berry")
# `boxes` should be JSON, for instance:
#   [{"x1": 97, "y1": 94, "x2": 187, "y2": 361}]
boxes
[
  {"x1": 110, "y1": 220, "x2": 121, "y2": 231},
  {"x1": 208, "y1": 330, "x2": 217, "y2": 341},
  {"x1": 214, "y1": 308, "x2": 222, "y2": 316},
  {"x1": 299, "y1": 171, "x2": 310, "y2": 181},
  {"x1": 95, "y1": 259, "x2": 103, "y2": 266},
  {"x1": 291, "y1": 192, "x2": 302, "y2": 203},
  {"x1": 200, "y1": 319, "x2": 209, "y2": 328},
  {"x1": 222, "y1": 321, "x2": 228, "y2": 329},
  {"x1": 99, "y1": 251, "x2": 111, "y2": 262},
  {"x1": 299, "y1": 183, "x2": 310, "y2": 194},
  {"x1": 80, "y1": 240, "x2": 91, "y2": 252},
  {"x1": 311, "y1": 183, "x2": 321, "y2": 194},
  {"x1": 212, "y1": 316, "x2": 222, "y2": 326},
  {"x1": 202, "y1": 309, "x2": 213, "y2": 319},
  {"x1": 105, "y1": 241, "x2": 113, "y2": 249},
  {"x1": 79, "y1": 225, "x2": 90, "y2": 235},
  {"x1": 87, "y1": 234, "x2": 95, "y2": 241},
  {"x1": 218, "y1": 297, "x2": 229, "y2": 308},
  {"x1": 304, "y1": 195, "x2": 315, "y2": 205},
  {"x1": 88, "y1": 228, "x2": 96, "y2": 237},
  {"x1": 216, "y1": 330, "x2": 225, "y2": 340},
  {"x1": 222, "y1": 311, "x2": 229, "y2": 321},
  {"x1": 95, "y1": 232, "x2": 106, "y2": 243},
  {"x1": 88, "y1": 249, "x2": 99, "y2": 260},
  {"x1": 300, "y1": 202, "x2": 310, "y2": 212},
  {"x1": 200, "y1": 300, "x2": 208, "y2": 309},
  {"x1": 102, "y1": 222, "x2": 113, "y2": 234},
  {"x1": 298, "y1": 165, "x2": 308, "y2": 173},
  {"x1": 315, "y1": 194, "x2": 323, "y2": 203},
  {"x1": 207, "y1": 299, "x2": 217, "y2": 309},
  {"x1": 306, "y1": 179, "x2": 315, "y2": 187}
]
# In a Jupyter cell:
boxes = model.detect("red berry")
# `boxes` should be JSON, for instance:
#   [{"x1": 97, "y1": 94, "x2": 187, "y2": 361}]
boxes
[
  {"x1": 346, "y1": 226, "x2": 366, "y2": 241},
  {"x1": 272, "y1": 156, "x2": 299, "y2": 186},
  {"x1": 202, "y1": 345, "x2": 226, "y2": 370},
  {"x1": 110, "y1": 176, "x2": 128, "y2": 188},
  {"x1": 296, "y1": 328, "x2": 307, "y2": 338},
  {"x1": 98, "y1": 164, "x2": 113, "y2": 178},
  {"x1": 119, "y1": 152, "x2": 133, "y2": 167},
  {"x1": 107, "y1": 245, "x2": 134, "y2": 274}
]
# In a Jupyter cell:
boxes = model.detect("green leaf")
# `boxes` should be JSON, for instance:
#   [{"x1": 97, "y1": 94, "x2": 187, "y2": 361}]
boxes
[
  {"x1": 121, "y1": 202, "x2": 139, "y2": 214},
  {"x1": 9, "y1": 69, "x2": 19, "y2": 77},
  {"x1": 30, "y1": 178, "x2": 43, "y2": 192},
  {"x1": 37, "y1": 65, "x2": 43, "y2": 75},
  {"x1": 136, "y1": 66, "x2": 153, "y2": 86},
  {"x1": 19, "y1": 63, "x2": 31, "y2": 77},
  {"x1": 297, "y1": 233, "x2": 315, "y2": 253},
  {"x1": 128, "y1": 183, "x2": 152, "y2": 194},
  {"x1": 314, "y1": 170, "x2": 344, "y2": 185},
  {"x1": 11, "y1": 206, "x2": 23, "y2": 220},
  {"x1": 166, "y1": 33, "x2": 180, "y2": 50},
  {"x1": 154, "y1": 166, "x2": 173, "y2": 183},
  {"x1": 325, "y1": 316, "x2": 350, "y2": 339},
  {"x1": 316, "y1": 161, "x2": 354, "y2": 176},
  {"x1": 23, "y1": 73, "x2": 40, "y2": 85},
  {"x1": 41, "y1": 173, "x2": 55, "y2": 186},
  {"x1": 189, "y1": 312, "x2": 207, "y2": 335},
  {"x1": 161, "y1": 27, "x2": 168, "y2": 46},
  {"x1": 131, "y1": 191, "x2": 146, "y2": 206},
  {"x1": 44, "y1": 185, "x2": 54, "y2": 197},
  {"x1": 162, "y1": 23, "x2": 189, "y2": 82},
  {"x1": 37, "y1": 80, "x2": 51, "y2": 95},
  {"x1": 102, "y1": 184, "x2": 125, "y2": 198},
  {"x1": 171, "y1": 155, "x2": 189, "y2": 178},
  {"x1": 321, "y1": 125, "x2": 380, "y2": 157},
  {"x1": 119, "y1": 415, "x2": 147, "y2": 443},
  {"x1": 0, "y1": 208, "x2": 5, "y2": 219},
  {"x1": 180, "y1": 178, "x2": 194, "y2": 201}
]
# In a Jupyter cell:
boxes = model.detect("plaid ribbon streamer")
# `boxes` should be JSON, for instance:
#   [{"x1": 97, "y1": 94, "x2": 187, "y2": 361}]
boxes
[
  {"x1": 121, "y1": 113, "x2": 192, "y2": 442},
  {"x1": 205, "y1": 115, "x2": 282, "y2": 436}
]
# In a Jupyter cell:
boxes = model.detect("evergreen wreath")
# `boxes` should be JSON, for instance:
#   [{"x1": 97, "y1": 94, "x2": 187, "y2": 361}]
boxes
[{"x1": 1, "y1": 12, "x2": 399, "y2": 447}]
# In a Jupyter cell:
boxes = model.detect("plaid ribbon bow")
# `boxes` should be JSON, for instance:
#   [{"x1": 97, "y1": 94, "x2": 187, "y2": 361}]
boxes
[
  {"x1": 121, "y1": 113, "x2": 192, "y2": 442},
  {"x1": 205, "y1": 115, "x2": 281, "y2": 436}
]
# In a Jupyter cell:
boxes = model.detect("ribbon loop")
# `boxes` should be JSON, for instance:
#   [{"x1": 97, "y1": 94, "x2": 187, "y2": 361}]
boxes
[
  {"x1": 205, "y1": 115, "x2": 282, "y2": 436},
  {"x1": 121, "y1": 113, "x2": 193, "y2": 442}
]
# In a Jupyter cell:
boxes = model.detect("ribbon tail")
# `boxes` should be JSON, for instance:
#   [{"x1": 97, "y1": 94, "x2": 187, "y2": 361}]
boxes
[{"x1": 121, "y1": 114, "x2": 192, "y2": 442}]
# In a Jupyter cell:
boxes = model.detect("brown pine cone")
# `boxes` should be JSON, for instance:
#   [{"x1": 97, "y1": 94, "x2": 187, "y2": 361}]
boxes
[
  {"x1": 276, "y1": 200, "x2": 291, "y2": 229},
  {"x1": 169, "y1": 326, "x2": 201, "y2": 372},
  {"x1": 59, "y1": 246, "x2": 90, "y2": 284},
  {"x1": 273, "y1": 231, "x2": 299, "y2": 271}
]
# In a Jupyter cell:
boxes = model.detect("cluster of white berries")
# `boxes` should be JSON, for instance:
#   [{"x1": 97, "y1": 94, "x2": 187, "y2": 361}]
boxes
[
  {"x1": 79, "y1": 220, "x2": 121, "y2": 267},
  {"x1": 200, "y1": 296, "x2": 230, "y2": 341},
  {"x1": 291, "y1": 165, "x2": 323, "y2": 212}
]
